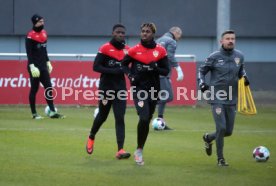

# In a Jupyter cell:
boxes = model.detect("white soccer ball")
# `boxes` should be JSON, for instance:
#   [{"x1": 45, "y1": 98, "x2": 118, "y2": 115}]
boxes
[
  {"x1": 44, "y1": 106, "x2": 57, "y2": 116},
  {"x1": 253, "y1": 146, "x2": 270, "y2": 162},
  {"x1": 152, "y1": 118, "x2": 166, "y2": 130},
  {"x1": 93, "y1": 107, "x2": 99, "y2": 118}
]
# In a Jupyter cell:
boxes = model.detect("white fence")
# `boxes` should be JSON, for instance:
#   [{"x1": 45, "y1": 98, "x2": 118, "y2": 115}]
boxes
[{"x1": 0, "y1": 53, "x2": 196, "y2": 61}]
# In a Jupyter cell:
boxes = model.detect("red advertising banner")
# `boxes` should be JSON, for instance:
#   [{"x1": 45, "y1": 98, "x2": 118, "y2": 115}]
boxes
[{"x1": 0, "y1": 60, "x2": 196, "y2": 105}]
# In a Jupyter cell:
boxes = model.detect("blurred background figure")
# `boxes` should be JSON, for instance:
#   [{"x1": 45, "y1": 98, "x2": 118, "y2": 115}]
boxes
[{"x1": 156, "y1": 27, "x2": 183, "y2": 130}]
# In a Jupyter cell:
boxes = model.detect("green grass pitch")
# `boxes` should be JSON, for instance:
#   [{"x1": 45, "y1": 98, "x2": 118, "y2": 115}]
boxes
[{"x1": 0, "y1": 105, "x2": 275, "y2": 186}]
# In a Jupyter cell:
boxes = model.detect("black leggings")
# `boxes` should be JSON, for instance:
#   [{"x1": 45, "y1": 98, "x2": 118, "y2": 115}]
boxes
[
  {"x1": 134, "y1": 97, "x2": 157, "y2": 149},
  {"x1": 89, "y1": 94, "x2": 126, "y2": 151},
  {"x1": 29, "y1": 69, "x2": 55, "y2": 114}
]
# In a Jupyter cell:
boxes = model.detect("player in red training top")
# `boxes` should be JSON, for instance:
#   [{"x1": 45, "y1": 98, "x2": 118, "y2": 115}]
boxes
[
  {"x1": 86, "y1": 24, "x2": 131, "y2": 159},
  {"x1": 25, "y1": 14, "x2": 64, "y2": 119},
  {"x1": 121, "y1": 23, "x2": 169, "y2": 165}
]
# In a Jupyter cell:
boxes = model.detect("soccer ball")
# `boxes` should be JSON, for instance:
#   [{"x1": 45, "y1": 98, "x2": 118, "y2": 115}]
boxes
[
  {"x1": 44, "y1": 106, "x2": 57, "y2": 116},
  {"x1": 152, "y1": 118, "x2": 166, "y2": 130},
  {"x1": 93, "y1": 107, "x2": 99, "y2": 118},
  {"x1": 253, "y1": 146, "x2": 270, "y2": 162}
]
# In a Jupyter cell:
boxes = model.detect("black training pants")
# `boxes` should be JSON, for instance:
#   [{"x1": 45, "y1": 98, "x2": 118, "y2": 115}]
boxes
[
  {"x1": 134, "y1": 94, "x2": 157, "y2": 149},
  {"x1": 89, "y1": 92, "x2": 126, "y2": 151},
  {"x1": 29, "y1": 69, "x2": 55, "y2": 114}
]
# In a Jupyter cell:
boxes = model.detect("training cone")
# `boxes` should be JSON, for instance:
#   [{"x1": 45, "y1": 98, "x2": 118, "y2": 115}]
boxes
[{"x1": 238, "y1": 77, "x2": 257, "y2": 115}]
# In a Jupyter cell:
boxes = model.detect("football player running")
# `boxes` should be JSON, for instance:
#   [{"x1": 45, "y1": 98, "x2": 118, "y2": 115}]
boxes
[
  {"x1": 121, "y1": 23, "x2": 169, "y2": 165},
  {"x1": 86, "y1": 24, "x2": 131, "y2": 160}
]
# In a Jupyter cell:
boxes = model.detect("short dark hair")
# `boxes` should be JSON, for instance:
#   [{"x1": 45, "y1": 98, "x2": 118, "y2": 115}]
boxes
[
  {"x1": 112, "y1": 24, "x2": 125, "y2": 31},
  {"x1": 221, "y1": 30, "x2": 235, "y2": 37},
  {"x1": 140, "y1": 22, "x2": 157, "y2": 33}
]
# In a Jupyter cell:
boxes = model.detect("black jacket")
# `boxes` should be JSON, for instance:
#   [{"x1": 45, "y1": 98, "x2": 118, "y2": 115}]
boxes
[
  {"x1": 121, "y1": 41, "x2": 169, "y2": 94},
  {"x1": 198, "y1": 47, "x2": 247, "y2": 104},
  {"x1": 93, "y1": 39, "x2": 129, "y2": 91},
  {"x1": 25, "y1": 29, "x2": 49, "y2": 70}
]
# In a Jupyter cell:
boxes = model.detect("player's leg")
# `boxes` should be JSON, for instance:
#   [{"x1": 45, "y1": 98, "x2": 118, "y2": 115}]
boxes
[
  {"x1": 224, "y1": 105, "x2": 237, "y2": 137},
  {"x1": 158, "y1": 77, "x2": 173, "y2": 117},
  {"x1": 158, "y1": 77, "x2": 168, "y2": 118},
  {"x1": 89, "y1": 98, "x2": 112, "y2": 139},
  {"x1": 134, "y1": 98, "x2": 151, "y2": 149},
  {"x1": 113, "y1": 96, "x2": 130, "y2": 159},
  {"x1": 158, "y1": 77, "x2": 173, "y2": 130},
  {"x1": 149, "y1": 100, "x2": 157, "y2": 121},
  {"x1": 39, "y1": 70, "x2": 55, "y2": 111},
  {"x1": 202, "y1": 104, "x2": 216, "y2": 156},
  {"x1": 40, "y1": 70, "x2": 64, "y2": 118},
  {"x1": 211, "y1": 104, "x2": 229, "y2": 166},
  {"x1": 133, "y1": 95, "x2": 152, "y2": 165},
  {"x1": 29, "y1": 74, "x2": 41, "y2": 119},
  {"x1": 86, "y1": 98, "x2": 112, "y2": 155}
]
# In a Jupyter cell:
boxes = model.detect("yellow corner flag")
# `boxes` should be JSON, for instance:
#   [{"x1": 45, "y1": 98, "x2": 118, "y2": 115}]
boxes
[{"x1": 238, "y1": 77, "x2": 257, "y2": 115}]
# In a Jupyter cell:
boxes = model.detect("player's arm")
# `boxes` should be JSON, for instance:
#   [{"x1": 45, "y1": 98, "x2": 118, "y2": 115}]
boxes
[
  {"x1": 44, "y1": 47, "x2": 53, "y2": 73},
  {"x1": 175, "y1": 65, "x2": 184, "y2": 81},
  {"x1": 238, "y1": 63, "x2": 247, "y2": 82},
  {"x1": 45, "y1": 46, "x2": 50, "y2": 62},
  {"x1": 238, "y1": 55, "x2": 246, "y2": 78},
  {"x1": 166, "y1": 40, "x2": 184, "y2": 81},
  {"x1": 25, "y1": 38, "x2": 35, "y2": 64},
  {"x1": 238, "y1": 56, "x2": 250, "y2": 86},
  {"x1": 198, "y1": 57, "x2": 213, "y2": 84},
  {"x1": 121, "y1": 54, "x2": 137, "y2": 83},
  {"x1": 121, "y1": 54, "x2": 132, "y2": 75},
  {"x1": 166, "y1": 40, "x2": 177, "y2": 65},
  {"x1": 156, "y1": 56, "x2": 170, "y2": 76},
  {"x1": 93, "y1": 53, "x2": 122, "y2": 74},
  {"x1": 198, "y1": 57, "x2": 213, "y2": 92},
  {"x1": 25, "y1": 38, "x2": 40, "y2": 78}
]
